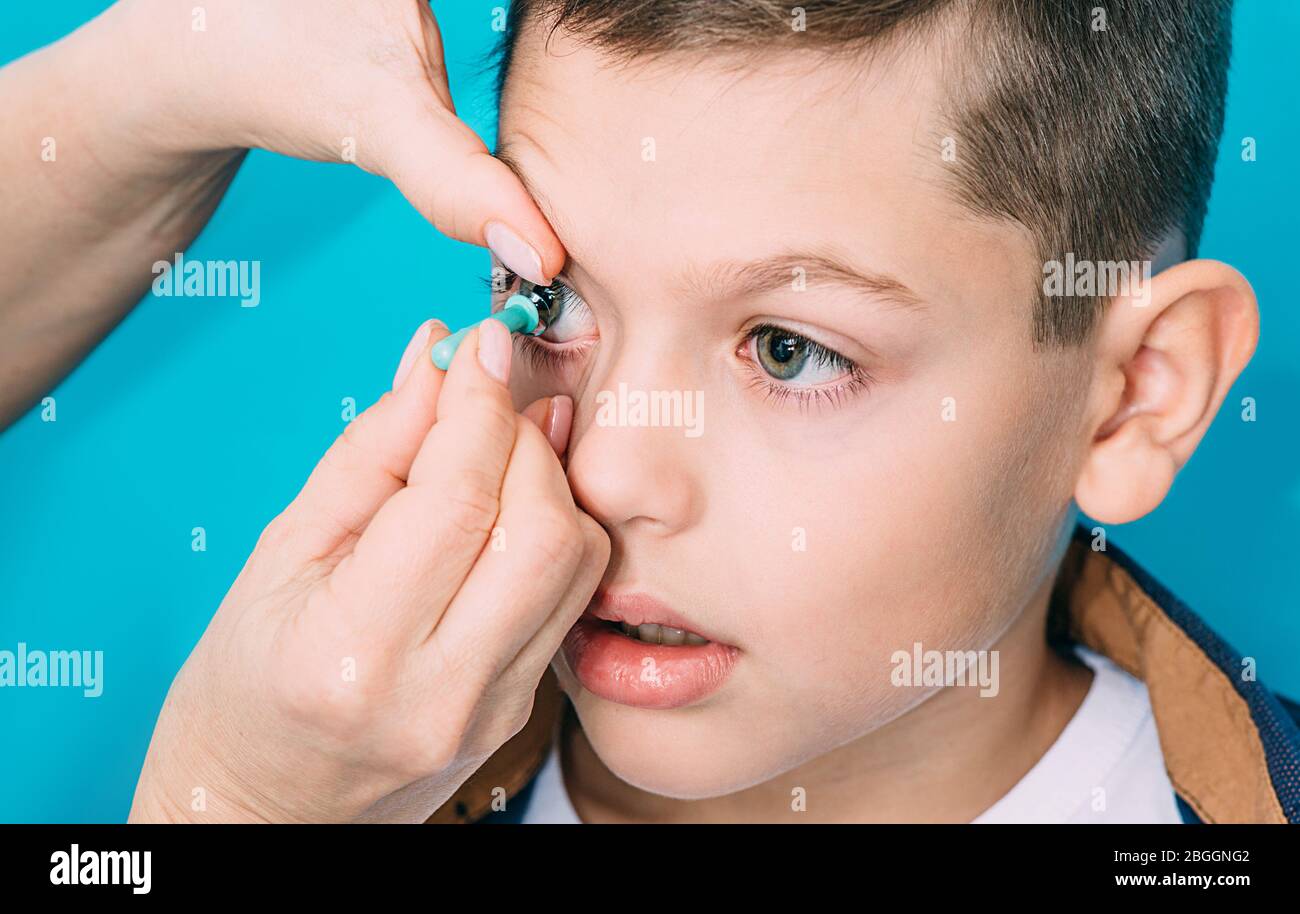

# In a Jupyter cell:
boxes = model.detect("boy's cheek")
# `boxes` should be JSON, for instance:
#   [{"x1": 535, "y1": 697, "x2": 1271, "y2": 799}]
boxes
[
  {"x1": 507, "y1": 371, "x2": 546, "y2": 412},
  {"x1": 508, "y1": 362, "x2": 570, "y2": 411},
  {"x1": 508, "y1": 352, "x2": 597, "y2": 412},
  {"x1": 755, "y1": 478, "x2": 1014, "y2": 681}
]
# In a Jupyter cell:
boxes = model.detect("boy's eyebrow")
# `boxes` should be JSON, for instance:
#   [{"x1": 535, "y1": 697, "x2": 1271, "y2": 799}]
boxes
[
  {"x1": 676, "y1": 252, "x2": 927, "y2": 312},
  {"x1": 496, "y1": 142, "x2": 924, "y2": 312}
]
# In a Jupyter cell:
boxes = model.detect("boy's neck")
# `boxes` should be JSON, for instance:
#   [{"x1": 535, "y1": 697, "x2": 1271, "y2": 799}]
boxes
[{"x1": 561, "y1": 575, "x2": 1094, "y2": 823}]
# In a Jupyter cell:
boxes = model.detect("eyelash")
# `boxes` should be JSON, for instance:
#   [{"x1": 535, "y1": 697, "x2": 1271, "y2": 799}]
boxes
[
  {"x1": 480, "y1": 272, "x2": 875, "y2": 411},
  {"x1": 737, "y1": 324, "x2": 874, "y2": 413}
]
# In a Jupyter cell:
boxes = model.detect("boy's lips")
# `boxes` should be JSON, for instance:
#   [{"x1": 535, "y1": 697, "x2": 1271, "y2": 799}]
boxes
[
  {"x1": 561, "y1": 591, "x2": 740, "y2": 710},
  {"x1": 584, "y1": 591, "x2": 731, "y2": 646}
]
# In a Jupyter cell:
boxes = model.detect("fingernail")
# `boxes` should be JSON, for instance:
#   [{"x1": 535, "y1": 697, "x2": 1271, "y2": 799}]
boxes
[
  {"x1": 393, "y1": 319, "x2": 437, "y2": 390},
  {"x1": 545, "y1": 395, "x2": 574, "y2": 456},
  {"x1": 477, "y1": 317, "x2": 512, "y2": 385},
  {"x1": 484, "y1": 221, "x2": 546, "y2": 286}
]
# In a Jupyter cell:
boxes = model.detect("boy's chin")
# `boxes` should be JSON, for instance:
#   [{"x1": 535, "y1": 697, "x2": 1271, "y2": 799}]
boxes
[{"x1": 566, "y1": 687, "x2": 789, "y2": 802}]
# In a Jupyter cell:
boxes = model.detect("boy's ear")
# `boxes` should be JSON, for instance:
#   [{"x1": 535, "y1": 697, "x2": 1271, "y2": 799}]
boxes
[{"x1": 1075, "y1": 259, "x2": 1258, "y2": 524}]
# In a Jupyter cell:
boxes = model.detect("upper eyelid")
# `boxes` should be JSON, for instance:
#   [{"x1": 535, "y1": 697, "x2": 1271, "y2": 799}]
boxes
[
  {"x1": 479, "y1": 269, "x2": 574, "y2": 298},
  {"x1": 743, "y1": 325, "x2": 875, "y2": 396},
  {"x1": 480, "y1": 271, "x2": 591, "y2": 317},
  {"x1": 744, "y1": 322, "x2": 858, "y2": 369}
]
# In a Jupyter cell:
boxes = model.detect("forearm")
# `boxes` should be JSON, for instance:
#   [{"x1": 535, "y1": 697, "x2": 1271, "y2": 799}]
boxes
[{"x1": 0, "y1": 2, "x2": 245, "y2": 428}]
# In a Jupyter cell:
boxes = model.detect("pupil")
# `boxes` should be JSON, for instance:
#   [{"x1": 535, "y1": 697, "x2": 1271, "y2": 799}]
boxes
[{"x1": 770, "y1": 335, "x2": 798, "y2": 363}]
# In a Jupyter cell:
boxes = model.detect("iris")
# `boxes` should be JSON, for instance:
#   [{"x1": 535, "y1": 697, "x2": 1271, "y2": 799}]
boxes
[{"x1": 756, "y1": 328, "x2": 808, "y2": 380}]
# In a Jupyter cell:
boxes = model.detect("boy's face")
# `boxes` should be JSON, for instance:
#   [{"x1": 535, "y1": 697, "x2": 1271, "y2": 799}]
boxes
[{"x1": 498, "y1": 25, "x2": 1093, "y2": 798}]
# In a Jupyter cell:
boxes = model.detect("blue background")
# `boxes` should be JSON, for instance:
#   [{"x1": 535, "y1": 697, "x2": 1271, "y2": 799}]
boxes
[{"x1": 1, "y1": 2, "x2": 1296, "y2": 822}]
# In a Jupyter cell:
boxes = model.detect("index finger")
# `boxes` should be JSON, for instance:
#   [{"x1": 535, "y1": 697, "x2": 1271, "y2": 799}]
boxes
[
  {"x1": 265, "y1": 318, "x2": 452, "y2": 575},
  {"x1": 329, "y1": 317, "x2": 520, "y2": 634}
]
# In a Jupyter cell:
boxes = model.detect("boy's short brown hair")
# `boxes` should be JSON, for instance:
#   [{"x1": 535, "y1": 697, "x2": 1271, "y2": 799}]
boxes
[{"x1": 494, "y1": 0, "x2": 1235, "y2": 346}]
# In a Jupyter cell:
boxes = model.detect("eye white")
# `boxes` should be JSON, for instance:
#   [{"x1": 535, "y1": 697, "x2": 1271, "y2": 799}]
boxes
[
  {"x1": 539, "y1": 287, "x2": 594, "y2": 343},
  {"x1": 749, "y1": 333, "x2": 848, "y2": 387}
]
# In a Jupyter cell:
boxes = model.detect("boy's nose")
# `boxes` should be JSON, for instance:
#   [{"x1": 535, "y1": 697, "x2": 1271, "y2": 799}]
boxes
[{"x1": 564, "y1": 392, "x2": 699, "y2": 540}]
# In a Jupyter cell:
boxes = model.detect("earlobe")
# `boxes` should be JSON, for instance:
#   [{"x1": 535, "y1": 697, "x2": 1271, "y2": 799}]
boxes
[
  {"x1": 1075, "y1": 259, "x2": 1258, "y2": 524},
  {"x1": 1077, "y1": 420, "x2": 1178, "y2": 523}
]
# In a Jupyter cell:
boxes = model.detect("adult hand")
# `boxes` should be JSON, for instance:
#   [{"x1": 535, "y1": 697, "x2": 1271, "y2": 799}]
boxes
[
  {"x1": 130, "y1": 319, "x2": 609, "y2": 822},
  {"x1": 0, "y1": 0, "x2": 559, "y2": 424},
  {"x1": 142, "y1": 0, "x2": 560, "y2": 283}
]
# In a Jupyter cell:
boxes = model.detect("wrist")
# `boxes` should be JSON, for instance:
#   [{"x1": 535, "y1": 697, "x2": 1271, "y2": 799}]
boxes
[
  {"x1": 15, "y1": 0, "x2": 248, "y2": 243},
  {"x1": 130, "y1": 726, "x2": 277, "y2": 824},
  {"x1": 65, "y1": 0, "x2": 244, "y2": 169},
  {"x1": 130, "y1": 771, "x2": 269, "y2": 824},
  {"x1": 130, "y1": 675, "x2": 383, "y2": 824}
]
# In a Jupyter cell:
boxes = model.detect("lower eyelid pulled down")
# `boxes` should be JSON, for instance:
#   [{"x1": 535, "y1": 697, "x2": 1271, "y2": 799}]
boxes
[{"x1": 514, "y1": 334, "x2": 595, "y2": 373}]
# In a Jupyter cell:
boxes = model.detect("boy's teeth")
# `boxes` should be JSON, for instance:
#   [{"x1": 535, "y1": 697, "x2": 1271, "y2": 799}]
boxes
[{"x1": 618, "y1": 621, "x2": 709, "y2": 646}]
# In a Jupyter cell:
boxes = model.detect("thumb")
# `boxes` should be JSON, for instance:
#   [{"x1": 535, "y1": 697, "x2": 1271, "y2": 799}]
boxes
[{"x1": 363, "y1": 13, "x2": 563, "y2": 285}]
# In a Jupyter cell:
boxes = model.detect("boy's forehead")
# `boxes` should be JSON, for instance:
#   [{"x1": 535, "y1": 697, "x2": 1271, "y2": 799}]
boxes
[{"x1": 498, "y1": 27, "x2": 1034, "y2": 311}]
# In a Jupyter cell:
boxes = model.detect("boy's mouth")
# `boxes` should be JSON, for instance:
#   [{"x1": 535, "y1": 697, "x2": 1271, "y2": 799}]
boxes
[
  {"x1": 584, "y1": 590, "x2": 727, "y2": 646},
  {"x1": 561, "y1": 591, "x2": 740, "y2": 710},
  {"x1": 600, "y1": 619, "x2": 710, "y2": 646}
]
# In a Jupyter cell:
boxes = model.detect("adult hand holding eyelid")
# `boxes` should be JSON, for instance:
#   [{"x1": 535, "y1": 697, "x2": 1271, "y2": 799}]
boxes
[
  {"x1": 0, "y1": 0, "x2": 564, "y2": 426},
  {"x1": 159, "y1": 0, "x2": 564, "y2": 279},
  {"x1": 130, "y1": 319, "x2": 609, "y2": 823}
]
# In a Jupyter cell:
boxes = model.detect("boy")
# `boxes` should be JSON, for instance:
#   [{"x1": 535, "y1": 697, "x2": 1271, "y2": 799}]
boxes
[{"x1": 427, "y1": 0, "x2": 1300, "y2": 824}]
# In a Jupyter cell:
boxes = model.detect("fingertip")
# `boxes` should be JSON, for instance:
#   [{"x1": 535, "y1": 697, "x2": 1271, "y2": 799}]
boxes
[
  {"x1": 477, "y1": 317, "x2": 512, "y2": 386},
  {"x1": 546, "y1": 395, "x2": 573, "y2": 458},
  {"x1": 484, "y1": 220, "x2": 548, "y2": 287},
  {"x1": 393, "y1": 318, "x2": 451, "y2": 392},
  {"x1": 518, "y1": 395, "x2": 571, "y2": 458},
  {"x1": 434, "y1": 320, "x2": 514, "y2": 425},
  {"x1": 528, "y1": 224, "x2": 567, "y2": 285},
  {"x1": 481, "y1": 157, "x2": 567, "y2": 283}
]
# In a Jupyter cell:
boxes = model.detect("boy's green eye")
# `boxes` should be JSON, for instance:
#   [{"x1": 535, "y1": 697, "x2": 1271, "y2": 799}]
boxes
[
  {"x1": 749, "y1": 325, "x2": 855, "y2": 388},
  {"x1": 755, "y1": 329, "x2": 809, "y2": 380}
]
